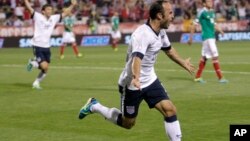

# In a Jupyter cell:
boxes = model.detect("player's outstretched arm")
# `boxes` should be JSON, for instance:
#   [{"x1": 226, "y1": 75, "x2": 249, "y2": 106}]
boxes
[
  {"x1": 164, "y1": 47, "x2": 195, "y2": 75},
  {"x1": 24, "y1": 0, "x2": 34, "y2": 14},
  {"x1": 62, "y1": 0, "x2": 77, "y2": 18}
]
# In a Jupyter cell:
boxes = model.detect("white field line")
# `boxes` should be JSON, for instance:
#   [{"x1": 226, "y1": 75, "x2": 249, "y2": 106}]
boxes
[{"x1": 1, "y1": 64, "x2": 250, "y2": 75}]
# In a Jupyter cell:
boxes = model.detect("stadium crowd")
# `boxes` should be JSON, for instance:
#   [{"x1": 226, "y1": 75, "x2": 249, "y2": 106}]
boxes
[{"x1": 0, "y1": 0, "x2": 250, "y2": 27}]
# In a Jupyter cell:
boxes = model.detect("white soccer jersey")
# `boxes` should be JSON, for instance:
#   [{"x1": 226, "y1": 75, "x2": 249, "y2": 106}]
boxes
[
  {"x1": 31, "y1": 12, "x2": 61, "y2": 48},
  {"x1": 118, "y1": 23, "x2": 171, "y2": 90}
]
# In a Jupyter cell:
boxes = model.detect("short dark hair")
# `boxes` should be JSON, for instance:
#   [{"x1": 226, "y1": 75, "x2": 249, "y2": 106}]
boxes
[
  {"x1": 149, "y1": 0, "x2": 170, "y2": 20},
  {"x1": 41, "y1": 4, "x2": 53, "y2": 11}
]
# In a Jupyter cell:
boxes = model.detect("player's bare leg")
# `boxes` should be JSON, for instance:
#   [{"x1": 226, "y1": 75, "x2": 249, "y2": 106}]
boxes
[
  {"x1": 112, "y1": 38, "x2": 120, "y2": 51},
  {"x1": 194, "y1": 56, "x2": 207, "y2": 83},
  {"x1": 72, "y1": 42, "x2": 82, "y2": 57},
  {"x1": 79, "y1": 98, "x2": 137, "y2": 129},
  {"x1": 212, "y1": 57, "x2": 228, "y2": 83},
  {"x1": 60, "y1": 43, "x2": 66, "y2": 59},
  {"x1": 155, "y1": 100, "x2": 182, "y2": 141},
  {"x1": 32, "y1": 61, "x2": 48, "y2": 89}
]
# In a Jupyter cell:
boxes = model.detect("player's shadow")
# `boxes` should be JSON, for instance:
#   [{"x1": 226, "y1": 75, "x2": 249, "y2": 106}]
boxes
[
  {"x1": 84, "y1": 87, "x2": 117, "y2": 92},
  {"x1": 13, "y1": 83, "x2": 31, "y2": 88},
  {"x1": 165, "y1": 76, "x2": 193, "y2": 81}
]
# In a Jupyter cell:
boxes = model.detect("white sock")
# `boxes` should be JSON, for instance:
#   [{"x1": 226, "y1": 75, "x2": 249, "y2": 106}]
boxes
[
  {"x1": 31, "y1": 60, "x2": 39, "y2": 68},
  {"x1": 164, "y1": 120, "x2": 182, "y2": 141},
  {"x1": 37, "y1": 73, "x2": 46, "y2": 82},
  {"x1": 91, "y1": 103, "x2": 121, "y2": 124},
  {"x1": 33, "y1": 72, "x2": 46, "y2": 85}
]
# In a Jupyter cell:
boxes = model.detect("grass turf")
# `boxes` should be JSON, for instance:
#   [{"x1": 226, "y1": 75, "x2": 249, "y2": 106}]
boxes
[{"x1": 0, "y1": 41, "x2": 250, "y2": 141}]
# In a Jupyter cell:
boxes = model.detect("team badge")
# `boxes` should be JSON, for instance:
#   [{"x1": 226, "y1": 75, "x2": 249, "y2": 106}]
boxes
[{"x1": 126, "y1": 106, "x2": 135, "y2": 114}]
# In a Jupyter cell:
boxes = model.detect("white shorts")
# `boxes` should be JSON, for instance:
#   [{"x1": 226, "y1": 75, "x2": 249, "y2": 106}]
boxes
[
  {"x1": 111, "y1": 30, "x2": 121, "y2": 39},
  {"x1": 62, "y1": 32, "x2": 76, "y2": 43},
  {"x1": 202, "y1": 39, "x2": 219, "y2": 59}
]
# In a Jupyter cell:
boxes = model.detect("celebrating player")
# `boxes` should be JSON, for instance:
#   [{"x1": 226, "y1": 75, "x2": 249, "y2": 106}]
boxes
[
  {"x1": 78, "y1": 1, "x2": 195, "y2": 141},
  {"x1": 188, "y1": 0, "x2": 228, "y2": 83},
  {"x1": 60, "y1": 7, "x2": 82, "y2": 59},
  {"x1": 25, "y1": 0, "x2": 77, "y2": 89}
]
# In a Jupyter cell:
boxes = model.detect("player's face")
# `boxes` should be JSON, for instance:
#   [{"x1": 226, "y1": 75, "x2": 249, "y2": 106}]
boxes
[
  {"x1": 205, "y1": 0, "x2": 213, "y2": 9},
  {"x1": 160, "y1": 3, "x2": 174, "y2": 29},
  {"x1": 42, "y1": 7, "x2": 53, "y2": 18}
]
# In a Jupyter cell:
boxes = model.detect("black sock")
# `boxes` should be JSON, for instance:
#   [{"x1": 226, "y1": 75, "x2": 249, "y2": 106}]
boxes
[{"x1": 117, "y1": 113, "x2": 123, "y2": 127}]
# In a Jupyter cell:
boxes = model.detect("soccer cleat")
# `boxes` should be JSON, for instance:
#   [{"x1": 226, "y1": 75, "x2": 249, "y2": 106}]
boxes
[
  {"x1": 79, "y1": 98, "x2": 98, "y2": 119},
  {"x1": 77, "y1": 53, "x2": 82, "y2": 57},
  {"x1": 60, "y1": 55, "x2": 65, "y2": 59},
  {"x1": 194, "y1": 77, "x2": 206, "y2": 83},
  {"x1": 32, "y1": 82, "x2": 42, "y2": 90},
  {"x1": 218, "y1": 78, "x2": 229, "y2": 83},
  {"x1": 26, "y1": 59, "x2": 33, "y2": 72}
]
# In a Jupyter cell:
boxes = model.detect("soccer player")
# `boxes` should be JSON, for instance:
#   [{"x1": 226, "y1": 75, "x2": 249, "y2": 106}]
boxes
[
  {"x1": 188, "y1": 0, "x2": 228, "y2": 83},
  {"x1": 25, "y1": 0, "x2": 77, "y2": 89},
  {"x1": 60, "y1": 8, "x2": 82, "y2": 59},
  {"x1": 78, "y1": 1, "x2": 195, "y2": 141},
  {"x1": 110, "y1": 12, "x2": 121, "y2": 51}
]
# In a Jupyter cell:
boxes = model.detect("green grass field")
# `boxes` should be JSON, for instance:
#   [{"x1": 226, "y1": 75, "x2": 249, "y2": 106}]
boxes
[{"x1": 0, "y1": 41, "x2": 249, "y2": 141}]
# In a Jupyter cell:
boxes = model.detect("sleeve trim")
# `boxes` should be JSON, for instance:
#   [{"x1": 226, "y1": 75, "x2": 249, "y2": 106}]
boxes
[
  {"x1": 31, "y1": 11, "x2": 35, "y2": 19},
  {"x1": 59, "y1": 14, "x2": 62, "y2": 22},
  {"x1": 132, "y1": 52, "x2": 144, "y2": 60},
  {"x1": 161, "y1": 45, "x2": 172, "y2": 51}
]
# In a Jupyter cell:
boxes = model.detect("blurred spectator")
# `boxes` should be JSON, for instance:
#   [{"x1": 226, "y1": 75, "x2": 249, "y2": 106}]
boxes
[
  {"x1": 0, "y1": 0, "x2": 249, "y2": 28},
  {"x1": 246, "y1": 1, "x2": 250, "y2": 20},
  {"x1": 33, "y1": 0, "x2": 41, "y2": 11},
  {"x1": 1, "y1": 0, "x2": 12, "y2": 19},
  {"x1": 78, "y1": 1, "x2": 92, "y2": 24},
  {"x1": 13, "y1": 15, "x2": 24, "y2": 27},
  {"x1": 0, "y1": 0, "x2": 11, "y2": 7},
  {"x1": 214, "y1": 0, "x2": 227, "y2": 22},
  {"x1": 173, "y1": 1, "x2": 183, "y2": 22},
  {"x1": 225, "y1": 0, "x2": 238, "y2": 21},
  {"x1": 88, "y1": 11, "x2": 99, "y2": 34},
  {"x1": 237, "y1": 0, "x2": 247, "y2": 20},
  {"x1": 182, "y1": 10, "x2": 192, "y2": 32},
  {"x1": 129, "y1": 0, "x2": 142, "y2": 22},
  {"x1": 121, "y1": 3, "x2": 129, "y2": 22},
  {"x1": 23, "y1": 8, "x2": 32, "y2": 26},
  {"x1": 142, "y1": 3, "x2": 149, "y2": 22},
  {"x1": 4, "y1": 15, "x2": 14, "y2": 26},
  {"x1": 10, "y1": 0, "x2": 17, "y2": 9},
  {"x1": 15, "y1": 2, "x2": 24, "y2": 20},
  {"x1": 101, "y1": 2, "x2": 109, "y2": 17},
  {"x1": 0, "y1": 8, "x2": 6, "y2": 25}
]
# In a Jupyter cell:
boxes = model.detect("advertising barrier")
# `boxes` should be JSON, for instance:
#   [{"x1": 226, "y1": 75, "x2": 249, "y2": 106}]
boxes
[
  {"x1": 180, "y1": 33, "x2": 202, "y2": 43},
  {"x1": 0, "y1": 38, "x2": 4, "y2": 48},
  {"x1": 0, "y1": 20, "x2": 249, "y2": 48},
  {"x1": 2, "y1": 35, "x2": 111, "y2": 48},
  {"x1": 0, "y1": 20, "x2": 248, "y2": 37},
  {"x1": 218, "y1": 31, "x2": 250, "y2": 41},
  {"x1": 81, "y1": 35, "x2": 110, "y2": 46},
  {"x1": 1, "y1": 31, "x2": 249, "y2": 48}
]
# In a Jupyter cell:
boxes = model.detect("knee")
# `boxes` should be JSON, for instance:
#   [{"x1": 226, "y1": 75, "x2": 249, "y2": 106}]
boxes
[
  {"x1": 212, "y1": 57, "x2": 218, "y2": 61},
  {"x1": 164, "y1": 105, "x2": 177, "y2": 117},
  {"x1": 40, "y1": 62, "x2": 49, "y2": 72},
  {"x1": 122, "y1": 119, "x2": 136, "y2": 129}
]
